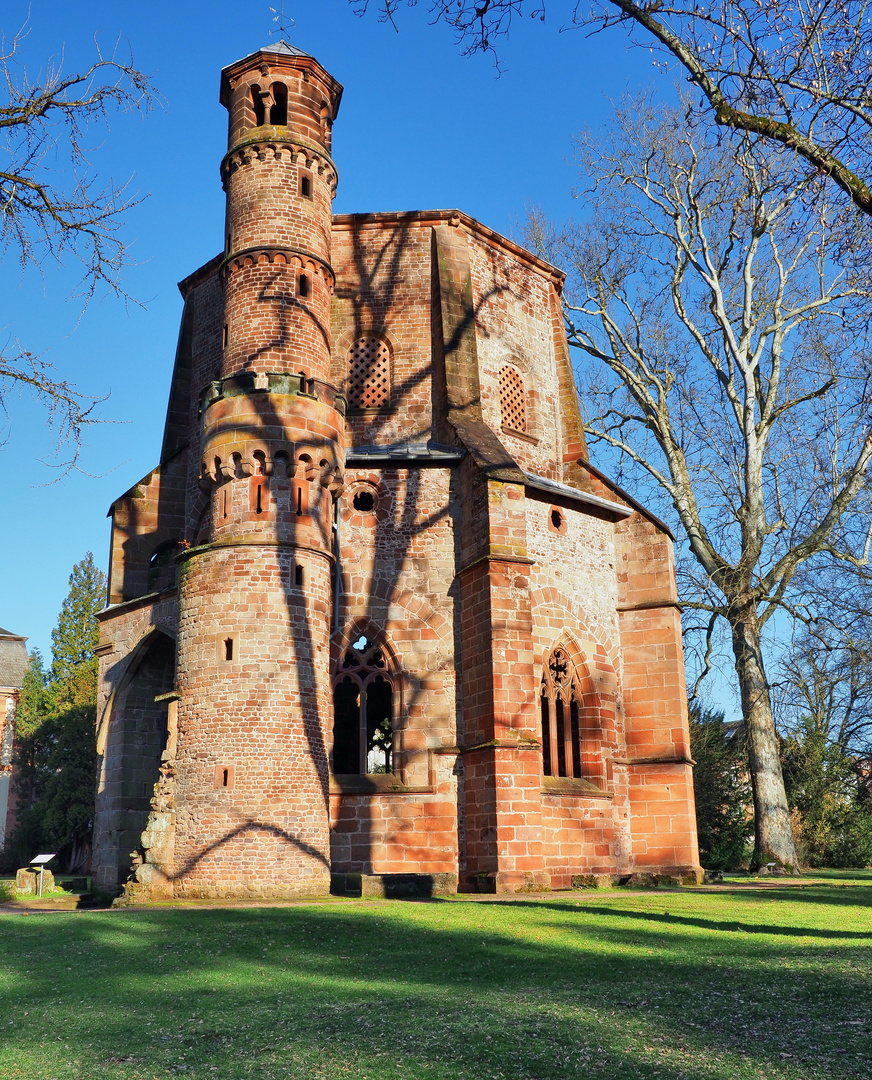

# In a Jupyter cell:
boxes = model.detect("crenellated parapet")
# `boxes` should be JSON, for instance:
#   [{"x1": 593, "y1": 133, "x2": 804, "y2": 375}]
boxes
[
  {"x1": 198, "y1": 442, "x2": 342, "y2": 545},
  {"x1": 198, "y1": 370, "x2": 345, "y2": 545}
]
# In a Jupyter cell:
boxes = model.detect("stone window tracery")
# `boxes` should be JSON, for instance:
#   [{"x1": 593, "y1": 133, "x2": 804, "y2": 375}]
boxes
[
  {"x1": 346, "y1": 335, "x2": 391, "y2": 410},
  {"x1": 499, "y1": 365, "x2": 527, "y2": 434},
  {"x1": 540, "y1": 646, "x2": 582, "y2": 779},
  {"x1": 332, "y1": 634, "x2": 394, "y2": 775}
]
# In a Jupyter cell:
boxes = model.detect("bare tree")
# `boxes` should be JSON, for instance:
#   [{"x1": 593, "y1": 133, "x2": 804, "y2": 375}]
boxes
[
  {"x1": 354, "y1": 1, "x2": 872, "y2": 217},
  {"x1": 524, "y1": 96, "x2": 872, "y2": 867},
  {"x1": 779, "y1": 632, "x2": 872, "y2": 761},
  {"x1": 777, "y1": 560, "x2": 872, "y2": 760},
  {"x1": 0, "y1": 22, "x2": 154, "y2": 467}
]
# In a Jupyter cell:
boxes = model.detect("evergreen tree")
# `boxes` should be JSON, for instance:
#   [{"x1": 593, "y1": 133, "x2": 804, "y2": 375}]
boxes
[
  {"x1": 49, "y1": 551, "x2": 106, "y2": 711},
  {"x1": 689, "y1": 702, "x2": 753, "y2": 870},
  {"x1": 782, "y1": 718, "x2": 872, "y2": 868},
  {"x1": 33, "y1": 706, "x2": 98, "y2": 872},
  {"x1": 14, "y1": 648, "x2": 48, "y2": 739},
  {"x1": 3, "y1": 554, "x2": 106, "y2": 872}
]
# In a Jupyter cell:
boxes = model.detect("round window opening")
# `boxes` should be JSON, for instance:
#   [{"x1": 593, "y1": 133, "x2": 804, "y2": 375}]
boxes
[{"x1": 353, "y1": 490, "x2": 376, "y2": 513}]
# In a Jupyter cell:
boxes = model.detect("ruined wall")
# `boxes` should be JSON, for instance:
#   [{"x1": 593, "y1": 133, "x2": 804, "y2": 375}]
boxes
[
  {"x1": 94, "y1": 595, "x2": 179, "y2": 891},
  {"x1": 0, "y1": 688, "x2": 18, "y2": 852}
]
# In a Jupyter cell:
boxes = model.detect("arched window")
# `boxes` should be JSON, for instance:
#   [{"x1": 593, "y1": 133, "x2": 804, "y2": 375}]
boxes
[
  {"x1": 332, "y1": 634, "x2": 394, "y2": 775},
  {"x1": 346, "y1": 335, "x2": 391, "y2": 409},
  {"x1": 499, "y1": 364, "x2": 527, "y2": 434},
  {"x1": 540, "y1": 646, "x2": 582, "y2": 778},
  {"x1": 269, "y1": 82, "x2": 288, "y2": 126}
]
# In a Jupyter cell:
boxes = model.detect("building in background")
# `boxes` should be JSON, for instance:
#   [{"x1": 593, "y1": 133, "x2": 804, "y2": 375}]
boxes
[
  {"x1": 0, "y1": 627, "x2": 28, "y2": 853},
  {"x1": 92, "y1": 42, "x2": 702, "y2": 899}
]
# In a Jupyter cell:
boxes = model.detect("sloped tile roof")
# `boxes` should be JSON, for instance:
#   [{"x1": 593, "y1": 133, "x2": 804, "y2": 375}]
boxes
[{"x1": 0, "y1": 628, "x2": 28, "y2": 690}]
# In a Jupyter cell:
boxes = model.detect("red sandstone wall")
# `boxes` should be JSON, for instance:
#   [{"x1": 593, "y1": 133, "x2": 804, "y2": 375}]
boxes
[
  {"x1": 468, "y1": 233, "x2": 562, "y2": 480},
  {"x1": 173, "y1": 545, "x2": 333, "y2": 898},
  {"x1": 616, "y1": 515, "x2": 700, "y2": 873},
  {"x1": 332, "y1": 465, "x2": 458, "y2": 877},
  {"x1": 331, "y1": 220, "x2": 436, "y2": 448}
]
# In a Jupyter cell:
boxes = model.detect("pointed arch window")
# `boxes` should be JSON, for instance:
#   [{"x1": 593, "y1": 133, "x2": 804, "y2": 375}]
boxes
[
  {"x1": 540, "y1": 646, "x2": 582, "y2": 778},
  {"x1": 332, "y1": 634, "x2": 394, "y2": 775}
]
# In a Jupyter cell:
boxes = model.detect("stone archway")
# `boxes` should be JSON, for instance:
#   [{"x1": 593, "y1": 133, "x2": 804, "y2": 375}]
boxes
[{"x1": 92, "y1": 630, "x2": 176, "y2": 891}]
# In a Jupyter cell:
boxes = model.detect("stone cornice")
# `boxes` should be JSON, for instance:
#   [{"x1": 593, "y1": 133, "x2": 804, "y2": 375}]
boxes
[
  {"x1": 199, "y1": 370, "x2": 346, "y2": 417},
  {"x1": 96, "y1": 586, "x2": 178, "y2": 622},
  {"x1": 333, "y1": 208, "x2": 566, "y2": 291},
  {"x1": 177, "y1": 538, "x2": 335, "y2": 565},
  {"x1": 221, "y1": 135, "x2": 338, "y2": 192},
  {"x1": 612, "y1": 755, "x2": 696, "y2": 767},
  {"x1": 219, "y1": 244, "x2": 335, "y2": 286}
]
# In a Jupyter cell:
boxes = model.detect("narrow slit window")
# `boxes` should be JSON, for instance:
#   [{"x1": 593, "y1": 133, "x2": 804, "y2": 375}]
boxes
[
  {"x1": 300, "y1": 172, "x2": 312, "y2": 198},
  {"x1": 295, "y1": 563, "x2": 304, "y2": 587},
  {"x1": 224, "y1": 637, "x2": 234, "y2": 662},
  {"x1": 222, "y1": 768, "x2": 229, "y2": 788},
  {"x1": 255, "y1": 484, "x2": 263, "y2": 514}
]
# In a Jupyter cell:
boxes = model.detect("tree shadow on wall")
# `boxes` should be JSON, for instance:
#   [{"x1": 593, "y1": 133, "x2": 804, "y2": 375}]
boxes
[{"x1": 113, "y1": 213, "x2": 533, "y2": 894}]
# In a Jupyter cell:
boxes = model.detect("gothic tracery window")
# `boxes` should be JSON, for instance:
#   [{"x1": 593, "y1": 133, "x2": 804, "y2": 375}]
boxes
[
  {"x1": 346, "y1": 335, "x2": 391, "y2": 409},
  {"x1": 499, "y1": 364, "x2": 527, "y2": 434},
  {"x1": 540, "y1": 646, "x2": 582, "y2": 779},
  {"x1": 332, "y1": 634, "x2": 394, "y2": 775}
]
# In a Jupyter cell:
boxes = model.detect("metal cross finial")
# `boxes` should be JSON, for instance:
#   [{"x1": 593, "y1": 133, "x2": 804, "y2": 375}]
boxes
[{"x1": 269, "y1": 1, "x2": 295, "y2": 40}]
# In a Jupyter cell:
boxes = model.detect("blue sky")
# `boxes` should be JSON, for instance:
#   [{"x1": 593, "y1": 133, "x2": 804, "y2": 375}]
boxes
[{"x1": 0, "y1": 0, "x2": 675, "y2": 661}]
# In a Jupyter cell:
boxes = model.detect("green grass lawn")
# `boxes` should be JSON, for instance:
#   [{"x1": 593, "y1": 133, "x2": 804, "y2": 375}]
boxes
[{"x1": 1, "y1": 879, "x2": 871, "y2": 1080}]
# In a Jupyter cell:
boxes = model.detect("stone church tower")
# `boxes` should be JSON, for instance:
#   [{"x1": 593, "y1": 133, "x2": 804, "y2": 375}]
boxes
[{"x1": 92, "y1": 42, "x2": 702, "y2": 899}]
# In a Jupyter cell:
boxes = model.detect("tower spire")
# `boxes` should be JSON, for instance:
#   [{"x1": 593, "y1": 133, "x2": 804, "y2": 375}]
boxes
[{"x1": 268, "y1": 2, "x2": 295, "y2": 42}]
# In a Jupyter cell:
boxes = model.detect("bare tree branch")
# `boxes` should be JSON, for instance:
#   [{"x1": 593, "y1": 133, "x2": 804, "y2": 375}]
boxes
[
  {"x1": 526, "y1": 93, "x2": 872, "y2": 866},
  {"x1": 0, "y1": 21, "x2": 156, "y2": 468},
  {"x1": 355, "y1": 1, "x2": 872, "y2": 215}
]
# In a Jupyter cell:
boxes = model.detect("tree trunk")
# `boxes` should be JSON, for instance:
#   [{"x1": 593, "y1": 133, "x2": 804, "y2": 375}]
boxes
[{"x1": 729, "y1": 598, "x2": 798, "y2": 870}]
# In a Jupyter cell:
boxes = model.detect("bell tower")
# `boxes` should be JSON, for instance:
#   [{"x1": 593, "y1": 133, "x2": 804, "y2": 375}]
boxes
[{"x1": 171, "y1": 43, "x2": 345, "y2": 898}]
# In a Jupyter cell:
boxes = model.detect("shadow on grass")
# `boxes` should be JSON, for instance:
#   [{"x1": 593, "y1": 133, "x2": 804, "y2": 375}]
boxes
[
  {"x1": 502, "y1": 898, "x2": 872, "y2": 939},
  {"x1": 1, "y1": 893, "x2": 871, "y2": 1080}
]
